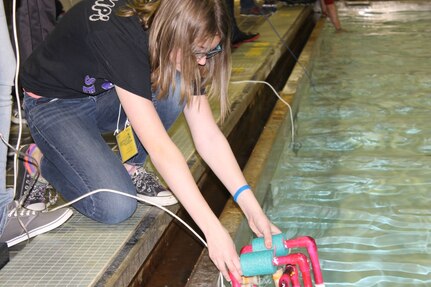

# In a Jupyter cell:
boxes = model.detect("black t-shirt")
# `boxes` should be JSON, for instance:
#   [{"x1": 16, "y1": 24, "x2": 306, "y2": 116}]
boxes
[{"x1": 20, "y1": 0, "x2": 152, "y2": 100}]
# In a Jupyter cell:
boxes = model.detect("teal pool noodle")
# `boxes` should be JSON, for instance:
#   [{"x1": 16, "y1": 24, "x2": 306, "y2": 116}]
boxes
[
  {"x1": 240, "y1": 250, "x2": 277, "y2": 276},
  {"x1": 251, "y1": 233, "x2": 288, "y2": 256}
]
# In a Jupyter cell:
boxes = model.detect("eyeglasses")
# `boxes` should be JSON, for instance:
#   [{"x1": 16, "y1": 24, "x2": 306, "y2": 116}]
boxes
[{"x1": 194, "y1": 44, "x2": 223, "y2": 60}]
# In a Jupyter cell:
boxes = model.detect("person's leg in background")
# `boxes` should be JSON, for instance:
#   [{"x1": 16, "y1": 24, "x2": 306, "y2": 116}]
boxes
[
  {"x1": 225, "y1": 0, "x2": 260, "y2": 48},
  {"x1": 239, "y1": 0, "x2": 276, "y2": 16},
  {"x1": 319, "y1": 0, "x2": 342, "y2": 31},
  {"x1": 0, "y1": 0, "x2": 16, "y2": 235},
  {"x1": 0, "y1": 0, "x2": 72, "y2": 248},
  {"x1": 240, "y1": 0, "x2": 255, "y2": 10}
]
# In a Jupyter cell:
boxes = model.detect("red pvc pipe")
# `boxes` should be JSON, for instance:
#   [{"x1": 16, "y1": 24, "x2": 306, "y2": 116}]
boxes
[
  {"x1": 279, "y1": 274, "x2": 292, "y2": 287},
  {"x1": 275, "y1": 253, "x2": 313, "y2": 287},
  {"x1": 285, "y1": 264, "x2": 301, "y2": 287},
  {"x1": 233, "y1": 236, "x2": 324, "y2": 287},
  {"x1": 229, "y1": 273, "x2": 241, "y2": 287},
  {"x1": 240, "y1": 245, "x2": 253, "y2": 254},
  {"x1": 284, "y1": 236, "x2": 324, "y2": 285},
  {"x1": 279, "y1": 265, "x2": 299, "y2": 287}
]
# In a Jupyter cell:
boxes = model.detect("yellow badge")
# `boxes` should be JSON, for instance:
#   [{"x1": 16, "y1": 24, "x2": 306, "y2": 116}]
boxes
[{"x1": 115, "y1": 125, "x2": 138, "y2": 162}]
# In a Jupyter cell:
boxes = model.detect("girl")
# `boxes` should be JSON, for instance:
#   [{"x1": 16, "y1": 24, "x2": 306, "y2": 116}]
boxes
[{"x1": 20, "y1": 0, "x2": 280, "y2": 281}]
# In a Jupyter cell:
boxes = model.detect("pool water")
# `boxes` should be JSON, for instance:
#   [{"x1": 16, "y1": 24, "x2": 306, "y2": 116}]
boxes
[{"x1": 266, "y1": 4, "x2": 431, "y2": 286}]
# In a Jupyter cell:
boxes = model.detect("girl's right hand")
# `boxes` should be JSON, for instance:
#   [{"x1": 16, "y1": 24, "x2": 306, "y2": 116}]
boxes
[{"x1": 205, "y1": 222, "x2": 242, "y2": 283}]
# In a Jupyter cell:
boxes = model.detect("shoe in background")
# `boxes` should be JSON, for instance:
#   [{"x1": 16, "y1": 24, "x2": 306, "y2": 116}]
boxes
[{"x1": 232, "y1": 32, "x2": 260, "y2": 49}]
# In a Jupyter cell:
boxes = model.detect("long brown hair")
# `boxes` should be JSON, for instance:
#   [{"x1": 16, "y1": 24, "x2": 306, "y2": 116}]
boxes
[
  {"x1": 117, "y1": 0, "x2": 160, "y2": 29},
  {"x1": 119, "y1": 0, "x2": 232, "y2": 120}
]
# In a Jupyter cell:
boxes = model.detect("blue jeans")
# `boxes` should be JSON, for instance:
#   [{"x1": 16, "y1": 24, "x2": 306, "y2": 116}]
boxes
[
  {"x1": 240, "y1": 0, "x2": 256, "y2": 9},
  {"x1": 23, "y1": 82, "x2": 184, "y2": 224},
  {"x1": 0, "y1": 189, "x2": 12, "y2": 235},
  {"x1": 0, "y1": 1, "x2": 17, "y2": 235}
]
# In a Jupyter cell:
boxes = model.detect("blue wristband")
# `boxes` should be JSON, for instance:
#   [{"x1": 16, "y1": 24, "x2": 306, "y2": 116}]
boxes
[{"x1": 233, "y1": 185, "x2": 251, "y2": 202}]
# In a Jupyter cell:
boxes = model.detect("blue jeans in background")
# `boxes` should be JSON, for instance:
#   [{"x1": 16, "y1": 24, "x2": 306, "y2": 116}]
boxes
[
  {"x1": 23, "y1": 80, "x2": 184, "y2": 224},
  {"x1": 0, "y1": 189, "x2": 12, "y2": 235},
  {"x1": 0, "y1": 1, "x2": 17, "y2": 235},
  {"x1": 240, "y1": 0, "x2": 256, "y2": 9}
]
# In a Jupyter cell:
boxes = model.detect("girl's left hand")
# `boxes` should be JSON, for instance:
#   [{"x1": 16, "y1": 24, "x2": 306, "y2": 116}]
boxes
[{"x1": 247, "y1": 209, "x2": 282, "y2": 249}]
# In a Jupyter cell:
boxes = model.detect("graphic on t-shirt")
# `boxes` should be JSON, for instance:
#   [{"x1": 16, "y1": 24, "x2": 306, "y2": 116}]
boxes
[
  {"x1": 102, "y1": 81, "x2": 114, "y2": 90},
  {"x1": 89, "y1": 0, "x2": 119, "y2": 22},
  {"x1": 82, "y1": 75, "x2": 96, "y2": 94}
]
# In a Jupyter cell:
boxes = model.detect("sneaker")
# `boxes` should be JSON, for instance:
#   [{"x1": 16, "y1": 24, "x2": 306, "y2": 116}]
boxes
[
  {"x1": 262, "y1": 0, "x2": 278, "y2": 12},
  {"x1": 0, "y1": 202, "x2": 73, "y2": 247},
  {"x1": 11, "y1": 107, "x2": 27, "y2": 126},
  {"x1": 131, "y1": 166, "x2": 178, "y2": 206},
  {"x1": 232, "y1": 32, "x2": 260, "y2": 49},
  {"x1": 240, "y1": 6, "x2": 274, "y2": 17},
  {"x1": 15, "y1": 145, "x2": 52, "y2": 211}
]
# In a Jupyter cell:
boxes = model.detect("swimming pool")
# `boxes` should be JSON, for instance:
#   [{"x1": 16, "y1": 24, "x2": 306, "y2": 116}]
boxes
[{"x1": 267, "y1": 2, "x2": 431, "y2": 286}]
